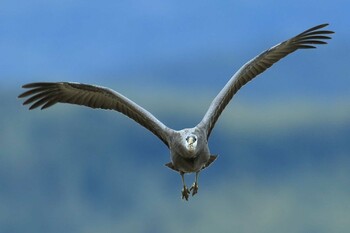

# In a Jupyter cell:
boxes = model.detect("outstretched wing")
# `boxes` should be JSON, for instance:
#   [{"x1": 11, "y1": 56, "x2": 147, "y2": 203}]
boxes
[
  {"x1": 18, "y1": 82, "x2": 172, "y2": 147},
  {"x1": 199, "y1": 23, "x2": 334, "y2": 138}
]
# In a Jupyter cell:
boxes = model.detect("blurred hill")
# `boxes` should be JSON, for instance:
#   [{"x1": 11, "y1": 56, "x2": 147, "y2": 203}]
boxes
[{"x1": 1, "y1": 88, "x2": 350, "y2": 233}]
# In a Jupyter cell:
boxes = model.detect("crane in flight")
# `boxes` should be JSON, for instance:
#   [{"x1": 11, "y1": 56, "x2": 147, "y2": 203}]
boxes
[{"x1": 19, "y1": 24, "x2": 334, "y2": 200}]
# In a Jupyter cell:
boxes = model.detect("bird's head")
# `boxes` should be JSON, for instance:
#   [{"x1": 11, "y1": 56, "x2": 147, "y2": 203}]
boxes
[{"x1": 185, "y1": 135, "x2": 198, "y2": 152}]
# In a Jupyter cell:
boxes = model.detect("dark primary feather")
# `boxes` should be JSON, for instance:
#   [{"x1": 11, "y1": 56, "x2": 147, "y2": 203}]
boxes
[
  {"x1": 18, "y1": 82, "x2": 171, "y2": 146},
  {"x1": 199, "y1": 23, "x2": 334, "y2": 138}
]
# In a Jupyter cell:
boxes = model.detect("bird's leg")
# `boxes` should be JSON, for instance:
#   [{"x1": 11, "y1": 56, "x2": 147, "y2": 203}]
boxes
[
  {"x1": 180, "y1": 171, "x2": 190, "y2": 201},
  {"x1": 190, "y1": 171, "x2": 199, "y2": 196}
]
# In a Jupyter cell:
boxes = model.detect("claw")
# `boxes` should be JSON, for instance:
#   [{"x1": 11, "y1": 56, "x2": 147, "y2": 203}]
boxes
[
  {"x1": 190, "y1": 182, "x2": 199, "y2": 196},
  {"x1": 181, "y1": 186, "x2": 190, "y2": 201}
]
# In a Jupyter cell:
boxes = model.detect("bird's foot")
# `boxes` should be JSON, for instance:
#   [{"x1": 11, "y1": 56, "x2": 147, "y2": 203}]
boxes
[
  {"x1": 190, "y1": 182, "x2": 199, "y2": 196},
  {"x1": 181, "y1": 186, "x2": 190, "y2": 201}
]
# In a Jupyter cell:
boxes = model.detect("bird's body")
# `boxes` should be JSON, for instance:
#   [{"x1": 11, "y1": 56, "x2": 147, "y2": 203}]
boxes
[
  {"x1": 19, "y1": 24, "x2": 334, "y2": 200},
  {"x1": 169, "y1": 128, "x2": 210, "y2": 171}
]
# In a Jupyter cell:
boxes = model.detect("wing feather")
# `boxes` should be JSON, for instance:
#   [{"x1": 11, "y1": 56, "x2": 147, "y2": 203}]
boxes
[
  {"x1": 199, "y1": 23, "x2": 334, "y2": 138},
  {"x1": 19, "y1": 82, "x2": 172, "y2": 146}
]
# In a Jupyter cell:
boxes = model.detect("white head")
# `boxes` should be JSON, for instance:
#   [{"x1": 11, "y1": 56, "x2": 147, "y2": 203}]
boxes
[{"x1": 185, "y1": 135, "x2": 198, "y2": 152}]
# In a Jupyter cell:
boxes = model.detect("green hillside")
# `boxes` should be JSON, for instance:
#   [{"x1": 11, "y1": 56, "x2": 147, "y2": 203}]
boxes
[{"x1": 1, "y1": 89, "x2": 350, "y2": 233}]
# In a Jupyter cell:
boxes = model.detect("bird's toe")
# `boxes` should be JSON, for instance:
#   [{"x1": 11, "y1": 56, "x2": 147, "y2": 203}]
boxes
[
  {"x1": 190, "y1": 182, "x2": 199, "y2": 196},
  {"x1": 181, "y1": 186, "x2": 190, "y2": 201}
]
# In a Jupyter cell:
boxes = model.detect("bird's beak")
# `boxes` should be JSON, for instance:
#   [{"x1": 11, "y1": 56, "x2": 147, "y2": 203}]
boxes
[{"x1": 188, "y1": 136, "x2": 195, "y2": 145}]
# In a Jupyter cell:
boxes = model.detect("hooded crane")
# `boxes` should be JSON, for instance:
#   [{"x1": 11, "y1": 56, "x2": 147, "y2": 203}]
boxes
[{"x1": 19, "y1": 24, "x2": 333, "y2": 200}]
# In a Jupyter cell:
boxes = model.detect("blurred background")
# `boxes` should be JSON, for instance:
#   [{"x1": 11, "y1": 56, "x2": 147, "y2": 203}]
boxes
[{"x1": 1, "y1": 0, "x2": 350, "y2": 232}]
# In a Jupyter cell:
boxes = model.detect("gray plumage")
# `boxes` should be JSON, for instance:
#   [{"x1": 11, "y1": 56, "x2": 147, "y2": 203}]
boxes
[{"x1": 19, "y1": 24, "x2": 334, "y2": 200}]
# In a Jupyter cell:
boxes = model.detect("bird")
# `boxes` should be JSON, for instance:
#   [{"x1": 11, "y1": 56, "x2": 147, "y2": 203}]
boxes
[{"x1": 19, "y1": 23, "x2": 334, "y2": 201}]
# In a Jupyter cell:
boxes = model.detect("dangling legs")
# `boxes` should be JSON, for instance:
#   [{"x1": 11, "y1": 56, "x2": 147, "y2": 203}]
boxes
[
  {"x1": 190, "y1": 171, "x2": 199, "y2": 196},
  {"x1": 188, "y1": 155, "x2": 218, "y2": 196},
  {"x1": 180, "y1": 171, "x2": 190, "y2": 201}
]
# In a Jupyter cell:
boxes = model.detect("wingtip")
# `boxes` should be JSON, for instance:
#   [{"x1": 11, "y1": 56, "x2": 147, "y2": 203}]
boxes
[
  {"x1": 18, "y1": 92, "x2": 30, "y2": 99},
  {"x1": 317, "y1": 23, "x2": 334, "y2": 34},
  {"x1": 21, "y1": 82, "x2": 56, "y2": 89},
  {"x1": 28, "y1": 105, "x2": 37, "y2": 110},
  {"x1": 318, "y1": 23, "x2": 330, "y2": 29},
  {"x1": 40, "y1": 104, "x2": 50, "y2": 110},
  {"x1": 313, "y1": 23, "x2": 328, "y2": 30},
  {"x1": 22, "y1": 83, "x2": 35, "y2": 88}
]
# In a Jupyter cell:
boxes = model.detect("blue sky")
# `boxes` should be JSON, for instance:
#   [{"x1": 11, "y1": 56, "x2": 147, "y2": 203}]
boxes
[{"x1": 1, "y1": 0, "x2": 349, "y2": 98}]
